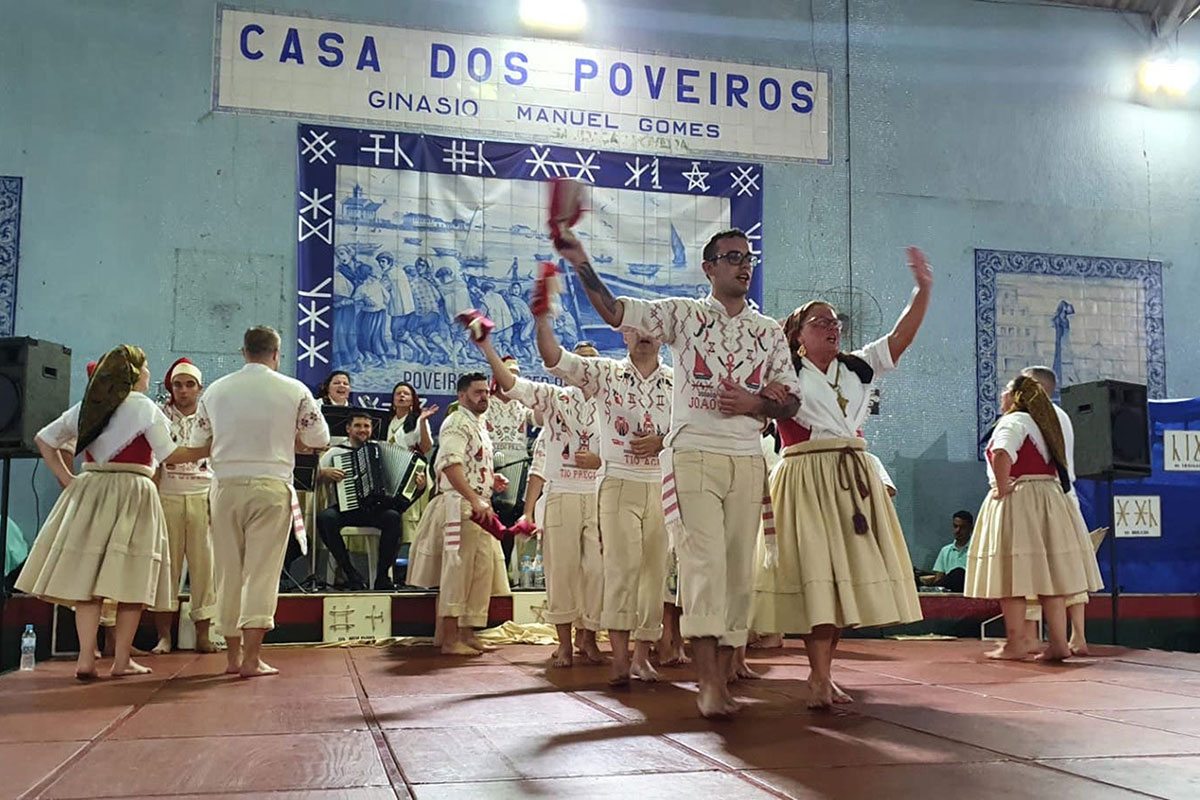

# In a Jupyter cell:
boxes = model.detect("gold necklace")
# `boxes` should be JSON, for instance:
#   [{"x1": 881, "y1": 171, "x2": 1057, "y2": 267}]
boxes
[{"x1": 828, "y1": 363, "x2": 849, "y2": 417}]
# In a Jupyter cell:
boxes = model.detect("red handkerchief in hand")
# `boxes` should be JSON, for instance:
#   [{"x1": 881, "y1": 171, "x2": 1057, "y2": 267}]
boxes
[
  {"x1": 454, "y1": 309, "x2": 495, "y2": 342},
  {"x1": 507, "y1": 518, "x2": 538, "y2": 538},
  {"x1": 476, "y1": 511, "x2": 509, "y2": 540},
  {"x1": 548, "y1": 177, "x2": 585, "y2": 248},
  {"x1": 529, "y1": 261, "x2": 564, "y2": 318}
]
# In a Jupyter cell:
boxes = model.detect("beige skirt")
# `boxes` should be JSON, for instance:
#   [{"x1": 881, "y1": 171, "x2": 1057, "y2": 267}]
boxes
[
  {"x1": 752, "y1": 438, "x2": 922, "y2": 635},
  {"x1": 16, "y1": 464, "x2": 172, "y2": 609},
  {"x1": 966, "y1": 475, "x2": 1104, "y2": 599},
  {"x1": 406, "y1": 492, "x2": 511, "y2": 596}
]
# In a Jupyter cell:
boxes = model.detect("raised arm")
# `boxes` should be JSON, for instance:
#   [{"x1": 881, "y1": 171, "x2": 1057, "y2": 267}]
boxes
[
  {"x1": 473, "y1": 335, "x2": 517, "y2": 393},
  {"x1": 554, "y1": 237, "x2": 624, "y2": 327},
  {"x1": 887, "y1": 246, "x2": 933, "y2": 364},
  {"x1": 534, "y1": 312, "x2": 563, "y2": 369}
]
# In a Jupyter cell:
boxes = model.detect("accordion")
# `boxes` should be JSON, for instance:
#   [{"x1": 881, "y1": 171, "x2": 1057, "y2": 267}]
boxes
[{"x1": 333, "y1": 442, "x2": 426, "y2": 514}]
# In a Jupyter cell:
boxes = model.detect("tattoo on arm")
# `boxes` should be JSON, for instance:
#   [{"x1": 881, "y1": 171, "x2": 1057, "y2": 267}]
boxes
[
  {"x1": 759, "y1": 394, "x2": 800, "y2": 421},
  {"x1": 577, "y1": 261, "x2": 619, "y2": 317}
]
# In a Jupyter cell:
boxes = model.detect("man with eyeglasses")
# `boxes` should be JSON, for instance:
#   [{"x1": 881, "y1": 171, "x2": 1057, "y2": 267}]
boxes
[{"x1": 554, "y1": 227, "x2": 801, "y2": 718}]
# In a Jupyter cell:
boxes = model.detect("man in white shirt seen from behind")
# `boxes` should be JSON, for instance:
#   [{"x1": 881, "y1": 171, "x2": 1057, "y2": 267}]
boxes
[{"x1": 170, "y1": 326, "x2": 330, "y2": 677}]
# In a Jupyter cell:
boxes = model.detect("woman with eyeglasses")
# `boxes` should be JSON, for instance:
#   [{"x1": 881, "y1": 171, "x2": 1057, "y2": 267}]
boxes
[{"x1": 753, "y1": 246, "x2": 933, "y2": 709}]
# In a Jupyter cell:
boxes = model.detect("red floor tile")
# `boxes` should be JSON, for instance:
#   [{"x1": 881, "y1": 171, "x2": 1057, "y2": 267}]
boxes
[
  {"x1": 386, "y1": 721, "x2": 712, "y2": 783},
  {"x1": 411, "y1": 771, "x2": 779, "y2": 799},
  {"x1": 0, "y1": 697, "x2": 135, "y2": 744},
  {"x1": 358, "y1": 665, "x2": 551, "y2": 697},
  {"x1": 1045, "y1": 755, "x2": 1200, "y2": 800},
  {"x1": 748, "y1": 760, "x2": 1150, "y2": 799},
  {"x1": 1082, "y1": 707, "x2": 1200, "y2": 737},
  {"x1": 0, "y1": 741, "x2": 87, "y2": 800},
  {"x1": 863, "y1": 708, "x2": 1200, "y2": 759},
  {"x1": 152, "y1": 673, "x2": 359, "y2": 703},
  {"x1": 133, "y1": 792, "x2": 397, "y2": 800},
  {"x1": 572, "y1": 681, "x2": 797, "y2": 723},
  {"x1": 112, "y1": 696, "x2": 368, "y2": 738},
  {"x1": 370, "y1": 690, "x2": 614, "y2": 728},
  {"x1": 853, "y1": 683, "x2": 1045, "y2": 714},
  {"x1": 174, "y1": 648, "x2": 352, "y2": 678},
  {"x1": 41, "y1": 733, "x2": 390, "y2": 798},
  {"x1": 949, "y1": 680, "x2": 1200, "y2": 711},
  {"x1": 665, "y1": 714, "x2": 1002, "y2": 770}
]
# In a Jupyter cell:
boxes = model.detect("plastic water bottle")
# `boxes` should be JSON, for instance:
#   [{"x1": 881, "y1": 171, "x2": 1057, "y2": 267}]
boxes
[
  {"x1": 20, "y1": 624, "x2": 36, "y2": 671},
  {"x1": 519, "y1": 555, "x2": 534, "y2": 589},
  {"x1": 532, "y1": 554, "x2": 545, "y2": 590}
]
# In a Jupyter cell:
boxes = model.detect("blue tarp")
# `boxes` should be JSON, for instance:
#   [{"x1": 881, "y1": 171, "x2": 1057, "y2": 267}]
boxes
[{"x1": 1076, "y1": 397, "x2": 1200, "y2": 594}]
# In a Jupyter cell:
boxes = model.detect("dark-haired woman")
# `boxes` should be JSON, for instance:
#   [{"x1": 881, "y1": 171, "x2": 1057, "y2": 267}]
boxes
[
  {"x1": 318, "y1": 370, "x2": 352, "y2": 406},
  {"x1": 966, "y1": 376, "x2": 1102, "y2": 662},
  {"x1": 387, "y1": 381, "x2": 436, "y2": 456},
  {"x1": 17, "y1": 345, "x2": 178, "y2": 680},
  {"x1": 754, "y1": 247, "x2": 932, "y2": 708}
]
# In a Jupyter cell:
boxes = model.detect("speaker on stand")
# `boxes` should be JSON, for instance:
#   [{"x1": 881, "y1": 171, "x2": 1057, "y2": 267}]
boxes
[{"x1": 1060, "y1": 380, "x2": 1151, "y2": 646}]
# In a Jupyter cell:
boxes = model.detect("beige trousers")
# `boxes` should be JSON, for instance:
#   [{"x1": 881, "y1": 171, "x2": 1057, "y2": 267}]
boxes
[
  {"x1": 598, "y1": 478, "x2": 667, "y2": 640},
  {"x1": 543, "y1": 491, "x2": 602, "y2": 630},
  {"x1": 672, "y1": 450, "x2": 764, "y2": 648},
  {"x1": 160, "y1": 492, "x2": 217, "y2": 621},
  {"x1": 210, "y1": 478, "x2": 293, "y2": 637},
  {"x1": 438, "y1": 503, "x2": 495, "y2": 629}
]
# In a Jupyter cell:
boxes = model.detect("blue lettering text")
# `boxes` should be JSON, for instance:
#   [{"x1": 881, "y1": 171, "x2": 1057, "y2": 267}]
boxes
[{"x1": 239, "y1": 23, "x2": 264, "y2": 60}]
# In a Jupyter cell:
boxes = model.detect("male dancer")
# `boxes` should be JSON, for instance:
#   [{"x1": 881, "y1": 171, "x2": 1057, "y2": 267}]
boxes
[
  {"x1": 534, "y1": 304, "x2": 673, "y2": 684},
  {"x1": 555, "y1": 228, "x2": 801, "y2": 717},
  {"x1": 471, "y1": 333, "x2": 604, "y2": 667},
  {"x1": 154, "y1": 358, "x2": 217, "y2": 653}
]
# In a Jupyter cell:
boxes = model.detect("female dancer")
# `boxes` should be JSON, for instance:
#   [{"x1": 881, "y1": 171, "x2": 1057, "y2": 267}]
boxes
[
  {"x1": 756, "y1": 247, "x2": 932, "y2": 708},
  {"x1": 17, "y1": 345, "x2": 177, "y2": 679}
]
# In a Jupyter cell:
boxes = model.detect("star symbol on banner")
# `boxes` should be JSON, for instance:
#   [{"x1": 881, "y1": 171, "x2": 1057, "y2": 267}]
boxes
[
  {"x1": 299, "y1": 277, "x2": 333, "y2": 299},
  {"x1": 682, "y1": 162, "x2": 710, "y2": 192},
  {"x1": 298, "y1": 189, "x2": 332, "y2": 220},
  {"x1": 570, "y1": 151, "x2": 599, "y2": 183},
  {"x1": 525, "y1": 146, "x2": 560, "y2": 179},
  {"x1": 298, "y1": 216, "x2": 333, "y2": 244},
  {"x1": 298, "y1": 335, "x2": 330, "y2": 368},
  {"x1": 624, "y1": 156, "x2": 661, "y2": 189},
  {"x1": 743, "y1": 221, "x2": 763, "y2": 255},
  {"x1": 300, "y1": 130, "x2": 337, "y2": 164},
  {"x1": 297, "y1": 299, "x2": 330, "y2": 333},
  {"x1": 730, "y1": 166, "x2": 760, "y2": 197}
]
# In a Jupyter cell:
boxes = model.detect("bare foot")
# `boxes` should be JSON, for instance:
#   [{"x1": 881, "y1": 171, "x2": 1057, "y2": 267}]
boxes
[
  {"x1": 1069, "y1": 638, "x2": 1089, "y2": 657},
  {"x1": 660, "y1": 648, "x2": 690, "y2": 667},
  {"x1": 830, "y1": 681, "x2": 853, "y2": 704},
  {"x1": 807, "y1": 677, "x2": 834, "y2": 709},
  {"x1": 986, "y1": 643, "x2": 1030, "y2": 661},
  {"x1": 224, "y1": 664, "x2": 242, "y2": 675},
  {"x1": 196, "y1": 636, "x2": 219, "y2": 654},
  {"x1": 1035, "y1": 645, "x2": 1071, "y2": 663},
  {"x1": 466, "y1": 637, "x2": 498, "y2": 652},
  {"x1": 631, "y1": 659, "x2": 660, "y2": 683},
  {"x1": 74, "y1": 670, "x2": 99, "y2": 682},
  {"x1": 549, "y1": 641, "x2": 574, "y2": 667},
  {"x1": 608, "y1": 668, "x2": 631, "y2": 687},
  {"x1": 731, "y1": 661, "x2": 762, "y2": 682},
  {"x1": 111, "y1": 659, "x2": 153, "y2": 677},
  {"x1": 151, "y1": 637, "x2": 172, "y2": 655},
  {"x1": 577, "y1": 642, "x2": 607, "y2": 665},
  {"x1": 239, "y1": 659, "x2": 280, "y2": 678},
  {"x1": 749, "y1": 633, "x2": 783, "y2": 649},
  {"x1": 442, "y1": 641, "x2": 482, "y2": 656},
  {"x1": 75, "y1": 656, "x2": 98, "y2": 682},
  {"x1": 697, "y1": 684, "x2": 732, "y2": 719}
]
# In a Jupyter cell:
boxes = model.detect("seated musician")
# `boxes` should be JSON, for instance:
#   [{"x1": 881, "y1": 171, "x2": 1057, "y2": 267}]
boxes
[{"x1": 316, "y1": 411, "x2": 425, "y2": 591}]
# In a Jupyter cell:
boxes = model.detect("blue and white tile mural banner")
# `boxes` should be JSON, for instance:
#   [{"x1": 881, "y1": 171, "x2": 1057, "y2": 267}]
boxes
[
  {"x1": 0, "y1": 176, "x2": 21, "y2": 337},
  {"x1": 975, "y1": 248, "x2": 1165, "y2": 456},
  {"x1": 296, "y1": 124, "x2": 764, "y2": 406}
]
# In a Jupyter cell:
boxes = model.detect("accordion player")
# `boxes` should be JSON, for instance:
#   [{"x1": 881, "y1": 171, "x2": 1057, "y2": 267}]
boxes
[{"x1": 334, "y1": 441, "x2": 426, "y2": 514}]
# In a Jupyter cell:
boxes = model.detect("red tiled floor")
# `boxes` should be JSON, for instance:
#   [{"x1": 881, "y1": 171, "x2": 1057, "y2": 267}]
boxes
[
  {"x1": 133, "y1": 792, "x2": 397, "y2": 800},
  {"x1": 411, "y1": 771, "x2": 781, "y2": 799},
  {"x1": 665, "y1": 714, "x2": 1003, "y2": 770},
  {"x1": 386, "y1": 721, "x2": 713, "y2": 783},
  {"x1": 0, "y1": 741, "x2": 87, "y2": 800},
  {"x1": 1044, "y1": 755, "x2": 1200, "y2": 799},
  {"x1": 749, "y1": 761, "x2": 1151, "y2": 799},
  {"x1": 7, "y1": 639, "x2": 1200, "y2": 799},
  {"x1": 112, "y1": 696, "x2": 368, "y2": 738},
  {"x1": 41, "y1": 733, "x2": 391, "y2": 798}
]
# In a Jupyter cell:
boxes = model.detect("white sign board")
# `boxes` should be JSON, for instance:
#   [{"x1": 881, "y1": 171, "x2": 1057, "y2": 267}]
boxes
[
  {"x1": 1164, "y1": 430, "x2": 1200, "y2": 471},
  {"x1": 214, "y1": 7, "x2": 831, "y2": 163},
  {"x1": 1113, "y1": 495, "x2": 1162, "y2": 539},
  {"x1": 323, "y1": 594, "x2": 392, "y2": 642}
]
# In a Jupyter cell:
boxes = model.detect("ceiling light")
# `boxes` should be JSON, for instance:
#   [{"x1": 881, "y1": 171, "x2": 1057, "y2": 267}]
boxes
[
  {"x1": 519, "y1": 0, "x2": 587, "y2": 34},
  {"x1": 1138, "y1": 57, "x2": 1199, "y2": 96}
]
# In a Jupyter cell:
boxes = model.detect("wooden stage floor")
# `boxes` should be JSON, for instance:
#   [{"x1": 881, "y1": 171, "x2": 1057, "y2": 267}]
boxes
[{"x1": 3, "y1": 639, "x2": 1200, "y2": 799}]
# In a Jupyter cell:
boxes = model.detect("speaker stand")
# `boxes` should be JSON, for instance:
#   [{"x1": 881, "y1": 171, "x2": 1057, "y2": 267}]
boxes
[{"x1": 1106, "y1": 473, "x2": 1119, "y2": 646}]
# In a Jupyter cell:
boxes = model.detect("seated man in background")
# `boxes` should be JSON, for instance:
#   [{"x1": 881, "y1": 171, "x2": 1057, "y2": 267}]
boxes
[
  {"x1": 316, "y1": 411, "x2": 414, "y2": 591},
  {"x1": 919, "y1": 510, "x2": 973, "y2": 592}
]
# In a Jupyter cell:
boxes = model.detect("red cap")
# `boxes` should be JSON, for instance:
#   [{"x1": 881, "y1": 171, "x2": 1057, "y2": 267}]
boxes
[
  {"x1": 164, "y1": 357, "x2": 202, "y2": 404},
  {"x1": 85, "y1": 361, "x2": 99, "y2": 379}
]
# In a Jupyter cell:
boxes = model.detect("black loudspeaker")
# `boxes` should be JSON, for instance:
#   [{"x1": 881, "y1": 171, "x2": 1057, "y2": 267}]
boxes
[
  {"x1": 1060, "y1": 380, "x2": 1151, "y2": 479},
  {"x1": 0, "y1": 338, "x2": 72, "y2": 457}
]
